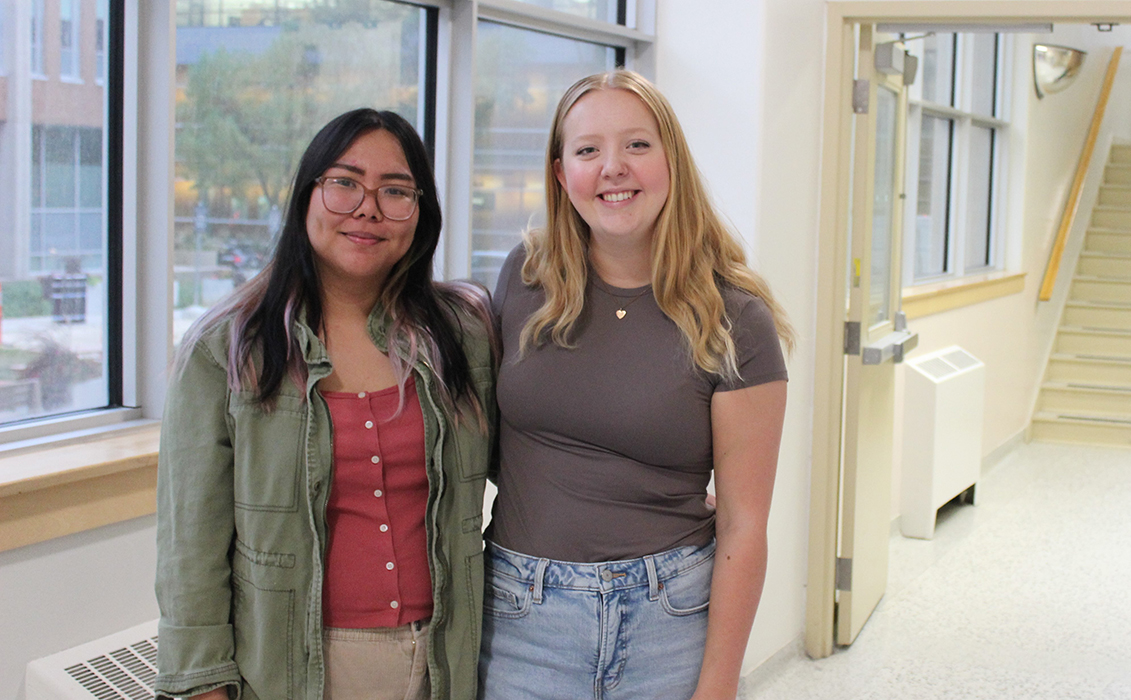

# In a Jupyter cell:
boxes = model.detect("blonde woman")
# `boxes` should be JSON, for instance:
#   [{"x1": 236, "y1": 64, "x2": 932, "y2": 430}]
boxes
[{"x1": 479, "y1": 71, "x2": 793, "y2": 700}]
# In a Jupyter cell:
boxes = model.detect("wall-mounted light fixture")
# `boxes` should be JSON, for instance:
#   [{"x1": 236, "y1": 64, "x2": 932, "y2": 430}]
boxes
[{"x1": 1033, "y1": 44, "x2": 1086, "y2": 99}]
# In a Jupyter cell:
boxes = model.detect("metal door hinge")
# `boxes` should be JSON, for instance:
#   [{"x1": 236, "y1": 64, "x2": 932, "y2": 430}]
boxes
[
  {"x1": 852, "y1": 79, "x2": 869, "y2": 114},
  {"x1": 836, "y1": 557, "x2": 853, "y2": 592},
  {"x1": 844, "y1": 321, "x2": 861, "y2": 356}
]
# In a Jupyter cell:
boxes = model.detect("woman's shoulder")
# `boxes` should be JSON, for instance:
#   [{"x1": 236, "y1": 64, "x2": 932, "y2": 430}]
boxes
[
  {"x1": 177, "y1": 309, "x2": 238, "y2": 370},
  {"x1": 435, "y1": 281, "x2": 495, "y2": 362},
  {"x1": 719, "y1": 284, "x2": 778, "y2": 340}
]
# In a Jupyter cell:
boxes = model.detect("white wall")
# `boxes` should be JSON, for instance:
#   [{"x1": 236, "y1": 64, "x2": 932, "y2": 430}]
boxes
[
  {"x1": 656, "y1": 0, "x2": 826, "y2": 674},
  {"x1": 0, "y1": 517, "x2": 158, "y2": 700}
]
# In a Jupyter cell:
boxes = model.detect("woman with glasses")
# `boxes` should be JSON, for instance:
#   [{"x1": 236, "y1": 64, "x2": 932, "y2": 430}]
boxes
[
  {"x1": 479, "y1": 71, "x2": 793, "y2": 700},
  {"x1": 155, "y1": 109, "x2": 495, "y2": 700}
]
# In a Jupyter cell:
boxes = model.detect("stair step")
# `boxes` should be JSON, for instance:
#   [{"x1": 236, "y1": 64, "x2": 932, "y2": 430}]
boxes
[
  {"x1": 1091, "y1": 206, "x2": 1131, "y2": 230},
  {"x1": 1056, "y1": 326, "x2": 1131, "y2": 357},
  {"x1": 1079, "y1": 251, "x2": 1131, "y2": 278},
  {"x1": 1106, "y1": 163, "x2": 1131, "y2": 185},
  {"x1": 1110, "y1": 144, "x2": 1131, "y2": 164},
  {"x1": 1063, "y1": 301, "x2": 1131, "y2": 330},
  {"x1": 1039, "y1": 382, "x2": 1131, "y2": 414},
  {"x1": 1031, "y1": 411, "x2": 1131, "y2": 448},
  {"x1": 1099, "y1": 185, "x2": 1131, "y2": 207},
  {"x1": 1071, "y1": 277, "x2": 1131, "y2": 303},
  {"x1": 1086, "y1": 228, "x2": 1131, "y2": 254},
  {"x1": 1048, "y1": 352, "x2": 1131, "y2": 384}
]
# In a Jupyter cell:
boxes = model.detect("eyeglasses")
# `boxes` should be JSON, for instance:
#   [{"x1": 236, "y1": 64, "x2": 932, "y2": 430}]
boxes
[{"x1": 315, "y1": 176, "x2": 423, "y2": 221}]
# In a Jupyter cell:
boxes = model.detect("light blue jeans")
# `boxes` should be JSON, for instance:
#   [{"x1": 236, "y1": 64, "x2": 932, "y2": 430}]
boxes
[{"x1": 478, "y1": 539, "x2": 715, "y2": 700}]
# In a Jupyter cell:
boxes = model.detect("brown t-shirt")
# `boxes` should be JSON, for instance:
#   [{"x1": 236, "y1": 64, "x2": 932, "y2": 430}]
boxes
[{"x1": 488, "y1": 246, "x2": 788, "y2": 562}]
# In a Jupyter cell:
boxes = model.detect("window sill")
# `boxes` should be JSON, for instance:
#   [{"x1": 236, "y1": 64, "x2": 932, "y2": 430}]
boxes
[
  {"x1": 0, "y1": 422, "x2": 159, "y2": 553},
  {"x1": 902, "y1": 271, "x2": 1026, "y2": 320}
]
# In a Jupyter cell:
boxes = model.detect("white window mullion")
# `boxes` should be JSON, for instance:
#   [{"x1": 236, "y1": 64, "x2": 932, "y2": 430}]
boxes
[{"x1": 440, "y1": 0, "x2": 479, "y2": 280}]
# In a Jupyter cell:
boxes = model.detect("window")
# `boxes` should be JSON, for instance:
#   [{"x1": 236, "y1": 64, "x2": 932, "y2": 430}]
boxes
[
  {"x1": 471, "y1": 22, "x2": 621, "y2": 289},
  {"x1": 174, "y1": 0, "x2": 648, "y2": 330},
  {"x1": 0, "y1": 0, "x2": 122, "y2": 430},
  {"x1": 1, "y1": 0, "x2": 653, "y2": 443},
  {"x1": 172, "y1": 0, "x2": 436, "y2": 344},
  {"x1": 60, "y1": 0, "x2": 81, "y2": 80},
  {"x1": 904, "y1": 32, "x2": 1009, "y2": 285},
  {"x1": 96, "y1": 0, "x2": 106, "y2": 83},
  {"x1": 31, "y1": 0, "x2": 44, "y2": 76}
]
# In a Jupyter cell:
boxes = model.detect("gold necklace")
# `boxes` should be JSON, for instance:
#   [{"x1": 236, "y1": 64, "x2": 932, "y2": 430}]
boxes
[{"x1": 608, "y1": 288, "x2": 651, "y2": 319}]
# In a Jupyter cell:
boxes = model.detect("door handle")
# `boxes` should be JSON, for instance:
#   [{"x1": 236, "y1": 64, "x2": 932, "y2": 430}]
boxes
[{"x1": 861, "y1": 329, "x2": 918, "y2": 365}]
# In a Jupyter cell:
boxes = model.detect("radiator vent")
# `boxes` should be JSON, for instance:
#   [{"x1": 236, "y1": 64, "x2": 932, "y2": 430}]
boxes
[
  {"x1": 26, "y1": 620, "x2": 158, "y2": 700},
  {"x1": 64, "y1": 636, "x2": 157, "y2": 700}
]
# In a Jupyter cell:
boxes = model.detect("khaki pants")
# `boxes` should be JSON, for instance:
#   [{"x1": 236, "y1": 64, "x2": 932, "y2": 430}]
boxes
[{"x1": 323, "y1": 621, "x2": 430, "y2": 700}]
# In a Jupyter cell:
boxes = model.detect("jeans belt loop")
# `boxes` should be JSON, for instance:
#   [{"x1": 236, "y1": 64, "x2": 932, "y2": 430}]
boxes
[
  {"x1": 533, "y1": 557, "x2": 550, "y2": 604},
  {"x1": 644, "y1": 553, "x2": 660, "y2": 601}
]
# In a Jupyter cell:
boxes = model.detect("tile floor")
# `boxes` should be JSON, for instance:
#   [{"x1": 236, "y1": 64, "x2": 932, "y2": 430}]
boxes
[{"x1": 738, "y1": 441, "x2": 1131, "y2": 700}]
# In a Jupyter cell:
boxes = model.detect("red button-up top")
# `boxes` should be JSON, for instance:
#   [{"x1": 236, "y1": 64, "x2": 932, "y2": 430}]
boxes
[{"x1": 321, "y1": 377, "x2": 432, "y2": 628}]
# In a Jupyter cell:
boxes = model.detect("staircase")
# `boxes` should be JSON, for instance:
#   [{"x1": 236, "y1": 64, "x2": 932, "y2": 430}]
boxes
[{"x1": 1032, "y1": 144, "x2": 1131, "y2": 448}]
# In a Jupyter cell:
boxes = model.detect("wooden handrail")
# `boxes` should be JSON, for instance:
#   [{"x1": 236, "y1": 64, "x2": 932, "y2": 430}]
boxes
[{"x1": 1039, "y1": 46, "x2": 1123, "y2": 302}]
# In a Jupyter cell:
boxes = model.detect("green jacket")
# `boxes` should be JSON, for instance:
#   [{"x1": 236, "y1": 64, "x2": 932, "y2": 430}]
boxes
[{"x1": 154, "y1": 305, "x2": 494, "y2": 700}]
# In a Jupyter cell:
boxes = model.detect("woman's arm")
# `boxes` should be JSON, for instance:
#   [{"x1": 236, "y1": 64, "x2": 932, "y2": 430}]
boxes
[
  {"x1": 691, "y1": 379, "x2": 787, "y2": 700},
  {"x1": 154, "y1": 337, "x2": 242, "y2": 699}
]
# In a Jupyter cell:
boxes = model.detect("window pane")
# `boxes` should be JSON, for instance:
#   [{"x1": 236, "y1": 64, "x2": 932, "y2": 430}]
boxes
[
  {"x1": 965, "y1": 126, "x2": 994, "y2": 269},
  {"x1": 61, "y1": 0, "x2": 80, "y2": 78},
  {"x1": 1, "y1": 0, "x2": 110, "y2": 427},
  {"x1": 173, "y1": 0, "x2": 430, "y2": 344},
  {"x1": 870, "y1": 86, "x2": 898, "y2": 327},
  {"x1": 919, "y1": 33, "x2": 955, "y2": 106},
  {"x1": 970, "y1": 34, "x2": 998, "y2": 117},
  {"x1": 508, "y1": 0, "x2": 622, "y2": 23},
  {"x1": 471, "y1": 21, "x2": 618, "y2": 290},
  {"x1": 914, "y1": 114, "x2": 952, "y2": 278},
  {"x1": 31, "y1": 0, "x2": 44, "y2": 74}
]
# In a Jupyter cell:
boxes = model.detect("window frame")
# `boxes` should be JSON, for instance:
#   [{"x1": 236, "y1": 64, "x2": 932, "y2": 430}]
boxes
[
  {"x1": 2, "y1": 0, "x2": 655, "y2": 450},
  {"x1": 903, "y1": 32, "x2": 1011, "y2": 288},
  {"x1": 0, "y1": 0, "x2": 133, "y2": 449}
]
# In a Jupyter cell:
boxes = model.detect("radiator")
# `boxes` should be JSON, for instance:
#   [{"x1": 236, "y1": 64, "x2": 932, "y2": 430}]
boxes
[
  {"x1": 901, "y1": 346, "x2": 985, "y2": 539},
  {"x1": 25, "y1": 620, "x2": 158, "y2": 700}
]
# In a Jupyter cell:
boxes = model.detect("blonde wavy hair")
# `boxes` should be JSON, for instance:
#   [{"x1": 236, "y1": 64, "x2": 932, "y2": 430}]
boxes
[{"x1": 520, "y1": 69, "x2": 795, "y2": 378}]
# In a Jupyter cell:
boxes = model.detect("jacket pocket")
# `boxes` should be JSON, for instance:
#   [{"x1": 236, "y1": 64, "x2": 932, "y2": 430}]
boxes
[
  {"x1": 231, "y1": 572, "x2": 295, "y2": 700},
  {"x1": 229, "y1": 392, "x2": 304, "y2": 511}
]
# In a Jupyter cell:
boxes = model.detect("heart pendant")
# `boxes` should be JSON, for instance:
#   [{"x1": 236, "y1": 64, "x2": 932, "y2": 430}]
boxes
[{"x1": 616, "y1": 309, "x2": 627, "y2": 319}]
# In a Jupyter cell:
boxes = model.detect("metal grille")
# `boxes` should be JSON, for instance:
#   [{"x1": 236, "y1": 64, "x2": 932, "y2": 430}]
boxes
[{"x1": 64, "y1": 635, "x2": 157, "y2": 700}]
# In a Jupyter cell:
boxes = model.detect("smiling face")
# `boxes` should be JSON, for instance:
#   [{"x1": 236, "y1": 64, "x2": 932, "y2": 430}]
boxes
[
  {"x1": 305, "y1": 128, "x2": 417, "y2": 292},
  {"x1": 554, "y1": 88, "x2": 670, "y2": 250}
]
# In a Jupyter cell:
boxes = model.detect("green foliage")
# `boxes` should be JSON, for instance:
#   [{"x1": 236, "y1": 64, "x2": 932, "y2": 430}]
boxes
[{"x1": 1, "y1": 280, "x2": 51, "y2": 318}]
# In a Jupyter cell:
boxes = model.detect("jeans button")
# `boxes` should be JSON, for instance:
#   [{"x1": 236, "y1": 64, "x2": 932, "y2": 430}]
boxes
[{"x1": 600, "y1": 569, "x2": 613, "y2": 581}]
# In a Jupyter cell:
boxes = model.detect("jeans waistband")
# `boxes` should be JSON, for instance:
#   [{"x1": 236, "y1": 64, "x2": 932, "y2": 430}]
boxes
[{"x1": 484, "y1": 539, "x2": 715, "y2": 601}]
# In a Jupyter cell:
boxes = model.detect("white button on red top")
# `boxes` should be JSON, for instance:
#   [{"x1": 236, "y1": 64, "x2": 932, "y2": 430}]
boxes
[
  {"x1": 371, "y1": 455, "x2": 380, "y2": 464},
  {"x1": 380, "y1": 524, "x2": 389, "y2": 532},
  {"x1": 374, "y1": 489, "x2": 383, "y2": 497}
]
